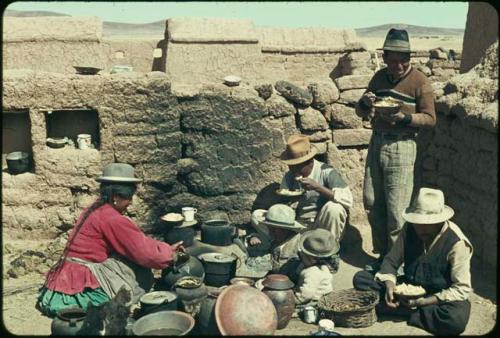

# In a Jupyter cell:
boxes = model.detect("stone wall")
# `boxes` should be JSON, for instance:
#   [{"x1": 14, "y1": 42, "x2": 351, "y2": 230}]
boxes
[
  {"x1": 2, "y1": 70, "x2": 373, "y2": 240},
  {"x1": 460, "y1": 2, "x2": 498, "y2": 73},
  {"x1": 416, "y1": 42, "x2": 498, "y2": 277}
]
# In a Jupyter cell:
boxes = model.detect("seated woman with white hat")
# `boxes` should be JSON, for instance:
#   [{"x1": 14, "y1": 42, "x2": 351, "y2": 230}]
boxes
[
  {"x1": 37, "y1": 163, "x2": 184, "y2": 316},
  {"x1": 352, "y1": 187, "x2": 473, "y2": 335}
]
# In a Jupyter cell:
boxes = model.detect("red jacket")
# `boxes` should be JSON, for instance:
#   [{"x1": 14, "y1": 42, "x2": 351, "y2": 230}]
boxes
[{"x1": 45, "y1": 204, "x2": 175, "y2": 294}]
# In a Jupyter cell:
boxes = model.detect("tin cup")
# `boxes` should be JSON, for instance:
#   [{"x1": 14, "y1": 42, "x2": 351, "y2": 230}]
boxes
[
  {"x1": 181, "y1": 207, "x2": 197, "y2": 222},
  {"x1": 302, "y1": 306, "x2": 318, "y2": 324},
  {"x1": 77, "y1": 134, "x2": 92, "y2": 150}
]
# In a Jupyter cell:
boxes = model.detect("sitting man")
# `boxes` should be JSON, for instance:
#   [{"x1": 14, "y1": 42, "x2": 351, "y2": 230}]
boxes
[
  {"x1": 247, "y1": 204, "x2": 306, "y2": 277},
  {"x1": 352, "y1": 188, "x2": 473, "y2": 335},
  {"x1": 250, "y1": 134, "x2": 353, "y2": 264}
]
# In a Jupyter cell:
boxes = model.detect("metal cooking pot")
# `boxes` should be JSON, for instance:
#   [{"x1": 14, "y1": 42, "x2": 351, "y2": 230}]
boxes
[
  {"x1": 131, "y1": 310, "x2": 195, "y2": 336},
  {"x1": 6, "y1": 151, "x2": 30, "y2": 175},
  {"x1": 139, "y1": 291, "x2": 177, "y2": 318},
  {"x1": 51, "y1": 308, "x2": 87, "y2": 336},
  {"x1": 201, "y1": 219, "x2": 236, "y2": 246},
  {"x1": 198, "y1": 253, "x2": 238, "y2": 287}
]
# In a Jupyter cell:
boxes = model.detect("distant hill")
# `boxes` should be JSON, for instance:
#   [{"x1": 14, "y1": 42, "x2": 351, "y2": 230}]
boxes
[
  {"x1": 4, "y1": 10, "x2": 464, "y2": 38},
  {"x1": 4, "y1": 9, "x2": 70, "y2": 17},
  {"x1": 355, "y1": 23, "x2": 464, "y2": 37}
]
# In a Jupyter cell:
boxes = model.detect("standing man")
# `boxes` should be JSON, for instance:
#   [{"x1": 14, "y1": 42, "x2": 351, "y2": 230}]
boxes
[{"x1": 355, "y1": 29, "x2": 436, "y2": 270}]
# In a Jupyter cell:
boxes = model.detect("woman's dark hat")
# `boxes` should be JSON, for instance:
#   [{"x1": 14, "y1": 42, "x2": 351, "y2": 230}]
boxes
[{"x1": 383, "y1": 28, "x2": 411, "y2": 53}]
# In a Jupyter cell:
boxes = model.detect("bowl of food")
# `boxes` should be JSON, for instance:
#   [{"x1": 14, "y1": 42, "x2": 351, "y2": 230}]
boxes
[
  {"x1": 161, "y1": 213, "x2": 185, "y2": 226},
  {"x1": 373, "y1": 97, "x2": 403, "y2": 115},
  {"x1": 275, "y1": 188, "x2": 305, "y2": 197},
  {"x1": 46, "y1": 137, "x2": 68, "y2": 149},
  {"x1": 393, "y1": 283, "x2": 426, "y2": 301}
]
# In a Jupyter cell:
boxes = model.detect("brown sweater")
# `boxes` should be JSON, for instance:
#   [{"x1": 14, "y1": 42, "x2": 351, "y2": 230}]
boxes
[{"x1": 355, "y1": 67, "x2": 436, "y2": 133}]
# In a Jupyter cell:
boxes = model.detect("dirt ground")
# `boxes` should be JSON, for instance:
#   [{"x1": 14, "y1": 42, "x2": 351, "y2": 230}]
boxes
[{"x1": 2, "y1": 221, "x2": 496, "y2": 336}]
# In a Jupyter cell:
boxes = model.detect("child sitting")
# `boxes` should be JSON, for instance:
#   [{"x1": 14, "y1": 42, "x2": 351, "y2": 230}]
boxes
[{"x1": 294, "y1": 229, "x2": 338, "y2": 305}]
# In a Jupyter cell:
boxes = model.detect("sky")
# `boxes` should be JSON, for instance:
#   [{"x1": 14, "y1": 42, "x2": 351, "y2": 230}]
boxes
[{"x1": 5, "y1": 1, "x2": 469, "y2": 29}]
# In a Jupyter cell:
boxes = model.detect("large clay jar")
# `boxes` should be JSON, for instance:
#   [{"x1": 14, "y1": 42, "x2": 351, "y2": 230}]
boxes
[
  {"x1": 51, "y1": 308, "x2": 87, "y2": 336},
  {"x1": 262, "y1": 274, "x2": 295, "y2": 329},
  {"x1": 194, "y1": 288, "x2": 222, "y2": 335}
]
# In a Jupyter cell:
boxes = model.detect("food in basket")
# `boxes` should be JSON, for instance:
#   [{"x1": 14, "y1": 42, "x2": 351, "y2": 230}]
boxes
[
  {"x1": 276, "y1": 188, "x2": 304, "y2": 196},
  {"x1": 394, "y1": 283, "x2": 426, "y2": 296}
]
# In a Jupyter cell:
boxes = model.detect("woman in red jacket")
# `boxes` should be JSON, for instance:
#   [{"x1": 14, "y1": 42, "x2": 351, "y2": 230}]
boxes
[{"x1": 37, "y1": 163, "x2": 183, "y2": 316}]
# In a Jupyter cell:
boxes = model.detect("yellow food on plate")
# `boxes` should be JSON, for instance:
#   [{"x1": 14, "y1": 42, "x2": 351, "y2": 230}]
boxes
[{"x1": 394, "y1": 283, "x2": 426, "y2": 296}]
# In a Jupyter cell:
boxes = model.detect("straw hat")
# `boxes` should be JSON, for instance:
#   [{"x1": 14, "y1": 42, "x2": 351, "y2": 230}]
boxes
[
  {"x1": 299, "y1": 229, "x2": 338, "y2": 258},
  {"x1": 279, "y1": 134, "x2": 317, "y2": 165},
  {"x1": 95, "y1": 163, "x2": 142, "y2": 183},
  {"x1": 402, "y1": 188, "x2": 454, "y2": 224},
  {"x1": 259, "y1": 204, "x2": 305, "y2": 232}
]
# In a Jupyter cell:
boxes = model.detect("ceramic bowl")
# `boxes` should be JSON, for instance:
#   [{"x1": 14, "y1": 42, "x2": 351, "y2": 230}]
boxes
[
  {"x1": 224, "y1": 75, "x2": 241, "y2": 86},
  {"x1": 73, "y1": 66, "x2": 102, "y2": 75}
]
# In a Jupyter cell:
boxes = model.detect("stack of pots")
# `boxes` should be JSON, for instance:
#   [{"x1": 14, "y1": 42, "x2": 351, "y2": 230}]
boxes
[
  {"x1": 198, "y1": 253, "x2": 238, "y2": 287},
  {"x1": 172, "y1": 276, "x2": 208, "y2": 317},
  {"x1": 201, "y1": 219, "x2": 236, "y2": 246},
  {"x1": 262, "y1": 274, "x2": 296, "y2": 329}
]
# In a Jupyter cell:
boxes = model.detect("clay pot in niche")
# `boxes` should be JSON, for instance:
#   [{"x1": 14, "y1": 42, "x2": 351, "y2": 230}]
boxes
[{"x1": 262, "y1": 274, "x2": 295, "y2": 329}]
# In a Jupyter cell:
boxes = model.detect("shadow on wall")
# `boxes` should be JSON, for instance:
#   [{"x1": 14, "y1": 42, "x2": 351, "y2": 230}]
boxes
[
  {"x1": 251, "y1": 182, "x2": 282, "y2": 212},
  {"x1": 152, "y1": 39, "x2": 168, "y2": 72}
]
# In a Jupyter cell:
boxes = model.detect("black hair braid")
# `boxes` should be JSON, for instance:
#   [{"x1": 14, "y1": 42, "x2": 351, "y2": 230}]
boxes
[{"x1": 43, "y1": 183, "x2": 138, "y2": 287}]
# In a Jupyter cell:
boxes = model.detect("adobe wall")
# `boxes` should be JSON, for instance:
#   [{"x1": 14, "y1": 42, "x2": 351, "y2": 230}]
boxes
[
  {"x1": 2, "y1": 70, "x2": 372, "y2": 241},
  {"x1": 416, "y1": 42, "x2": 498, "y2": 276},
  {"x1": 460, "y1": 2, "x2": 498, "y2": 73},
  {"x1": 2, "y1": 16, "x2": 496, "y2": 282}
]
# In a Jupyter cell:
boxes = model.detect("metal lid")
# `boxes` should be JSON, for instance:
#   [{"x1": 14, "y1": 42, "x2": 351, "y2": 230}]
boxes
[
  {"x1": 140, "y1": 291, "x2": 177, "y2": 305},
  {"x1": 198, "y1": 252, "x2": 236, "y2": 264}
]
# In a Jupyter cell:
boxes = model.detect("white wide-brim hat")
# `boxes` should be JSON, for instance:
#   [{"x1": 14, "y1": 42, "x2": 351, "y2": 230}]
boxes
[{"x1": 402, "y1": 188, "x2": 454, "y2": 224}]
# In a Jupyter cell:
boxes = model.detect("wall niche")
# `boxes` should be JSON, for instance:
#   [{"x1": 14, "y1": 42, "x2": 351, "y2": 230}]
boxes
[
  {"x1": 2, "y1": 110, "x2": 34, "y2": 172},
  {"x1": 45, "y1": 109, "x2": 100, "y2": 149}
]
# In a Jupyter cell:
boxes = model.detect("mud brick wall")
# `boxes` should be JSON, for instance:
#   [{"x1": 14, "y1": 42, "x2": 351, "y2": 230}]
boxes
[
  {"x1": 2, "y1": 70, "x2": 375, "y2": 240},
  {"x1": 416, "y1": 42, "x2": 498, "y2": 276}
]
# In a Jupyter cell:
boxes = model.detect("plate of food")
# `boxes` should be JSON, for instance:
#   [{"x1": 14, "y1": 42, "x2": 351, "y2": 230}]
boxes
[
  {"x1": 394, "y1": 283, "x2": 426, "y2": 299},
  {"x1": 373, "y1": 97, "x2": 403, "y2": 115},
  {"x1": 275, "y1": 188, "x2": 305, "y2": 197}
]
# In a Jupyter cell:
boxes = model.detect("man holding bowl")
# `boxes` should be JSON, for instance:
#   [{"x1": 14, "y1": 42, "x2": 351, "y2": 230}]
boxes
[{"x1": 355, "y1": 28, "x2": 436, "y2": 271}]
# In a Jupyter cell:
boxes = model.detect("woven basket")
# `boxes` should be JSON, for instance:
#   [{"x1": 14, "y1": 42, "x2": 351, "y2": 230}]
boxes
[{"x1": 317, "y1": 288, "x2": 379, "y2": 328}]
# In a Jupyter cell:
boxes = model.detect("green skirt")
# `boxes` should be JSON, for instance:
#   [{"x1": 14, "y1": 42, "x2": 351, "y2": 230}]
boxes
[{"x1": 37, "y1": 287, "x2": 111, "y2": 317}]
